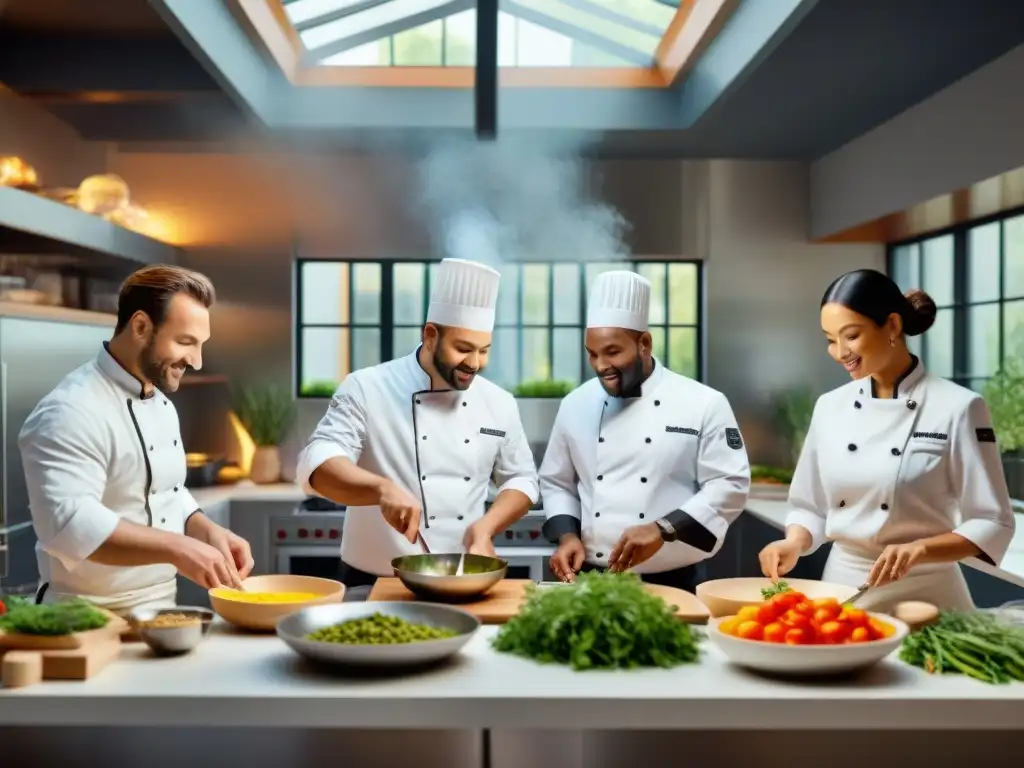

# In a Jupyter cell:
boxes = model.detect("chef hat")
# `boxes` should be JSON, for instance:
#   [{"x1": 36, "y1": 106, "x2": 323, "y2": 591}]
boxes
[
  {"x1": 586, "y1": 270, "x2": 651, "y2": 332},
  {"x1": 425, "y1": 258, "x2": 501, "y2": 333}
]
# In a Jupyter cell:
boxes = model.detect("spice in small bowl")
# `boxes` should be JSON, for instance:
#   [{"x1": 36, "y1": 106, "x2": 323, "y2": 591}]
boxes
[{"x1": 129, "y1": 606, "x2": 214, "y2": 656}]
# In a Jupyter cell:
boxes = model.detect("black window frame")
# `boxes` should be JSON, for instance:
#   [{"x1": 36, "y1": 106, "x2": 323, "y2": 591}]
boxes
[
  {"x1": 293, "y1": 257, "x2": 704, "y2": 398},
  {"x1": 886, "y1": 203, "x2": 1024, "y2": 391}
]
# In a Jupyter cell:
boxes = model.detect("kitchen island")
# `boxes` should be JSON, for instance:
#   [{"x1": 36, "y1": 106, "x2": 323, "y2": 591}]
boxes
[{"x1": 1, "y1": 622, "x2": 1022, "y2": 768}]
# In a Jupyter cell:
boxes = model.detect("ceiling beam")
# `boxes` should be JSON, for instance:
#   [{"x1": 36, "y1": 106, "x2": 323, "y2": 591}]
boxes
[
  {"x1": 560, "y1": 0, "x2": 665, "y2": 37},
  {"x1": 305, "y1": 0, "x2": 475, "y2": 61},
  {"x1": 0, "y1": 36, "x2": 221, "y2": 92},
  {"x1": 500, "y1": 0, "x2": 654, "y2": 67},
  {"x1": 476, "y1": 0, "x2": 498, "y2": 139},
  {"x1": 655, "y1": 0, "x2": 737, "y2": 86}
]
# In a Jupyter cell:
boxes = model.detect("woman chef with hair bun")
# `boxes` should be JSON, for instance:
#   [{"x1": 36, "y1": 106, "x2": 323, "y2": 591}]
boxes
[{"x1": 759, "y1": 268, "x2": 1016, "y2": 612}]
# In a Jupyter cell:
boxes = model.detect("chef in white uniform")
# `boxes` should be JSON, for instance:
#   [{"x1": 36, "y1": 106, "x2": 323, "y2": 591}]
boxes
[
  {"x1": 19, "y1": 265, "x2": 253, "y2": 615},
  {"x1": 296, "y1": 258, "x2": 540, "y2": 588},
  {"x1": 541, "y1": 270, "x2": 751, "y2": 592},
  {"x1": 759, "y1": 269, "x2": 1016, "y2": 612}
]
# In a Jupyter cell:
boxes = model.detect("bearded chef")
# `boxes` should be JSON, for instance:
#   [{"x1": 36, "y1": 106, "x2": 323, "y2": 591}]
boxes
[
  {"x1": 296, "y1": 257, "x2": 539, "y2": 588},
  {"x1": 541, "y1": 270, "x2": 751, "y2": 591},
  {"x1": 18, "y1": 265, "x2": 253, "y2": 616},
  {"x1": 759, "y1": 269, "x2": 1016, "y2": 612}
]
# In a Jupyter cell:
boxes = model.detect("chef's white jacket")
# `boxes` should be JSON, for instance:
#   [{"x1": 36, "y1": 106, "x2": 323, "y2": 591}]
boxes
[
  {"x1": 540, "y1": 360, "x2": 751, "y2": 573},
  {"x1": 18, "y1": 343, "x2": 199, "y2": 612},
  {"x1": 786, "y1": 358, "x2": 1016, "y2": 570},
  {"x1": 295, "y1": 347, "x2": 540, "y2": 575}
]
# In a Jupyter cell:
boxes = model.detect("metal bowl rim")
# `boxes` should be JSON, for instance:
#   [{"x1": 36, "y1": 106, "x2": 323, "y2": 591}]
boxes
[
  {"x1": 129, "y1": 605, "x2": 216, "y2": 622},
  {"x1": 390, "y1": 554, "x2": 509, "y2": 577},
  {"x1": 274, "y1": 600, "x2": 482, "y2": 646}
]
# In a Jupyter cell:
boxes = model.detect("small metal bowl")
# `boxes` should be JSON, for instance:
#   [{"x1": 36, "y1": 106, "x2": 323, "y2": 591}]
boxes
[
  {"x1": 128, "y1": 606, "x2": 214, "y2": 656},
  {"x1": 391, "y1": 553, "x2": 508, "y2": 602},
  {"x1": 277, "y1": 601, "x2": 480, "y2": 668}
]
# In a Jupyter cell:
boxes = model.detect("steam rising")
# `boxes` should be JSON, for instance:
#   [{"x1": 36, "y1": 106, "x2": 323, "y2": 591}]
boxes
[{"x1": 413, "y1": 139, "x2": 630, "y2": 267}]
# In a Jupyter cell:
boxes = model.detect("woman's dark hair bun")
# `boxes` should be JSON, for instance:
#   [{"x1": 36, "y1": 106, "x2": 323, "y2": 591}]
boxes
[{"x1": 903, "y1": 289, "x2": 936, "y2": 336}]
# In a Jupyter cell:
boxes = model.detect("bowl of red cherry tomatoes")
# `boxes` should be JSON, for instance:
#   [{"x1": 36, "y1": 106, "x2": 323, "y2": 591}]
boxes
[{"x1": 707, "y1": 588, "x2": 909, "y2": 675}]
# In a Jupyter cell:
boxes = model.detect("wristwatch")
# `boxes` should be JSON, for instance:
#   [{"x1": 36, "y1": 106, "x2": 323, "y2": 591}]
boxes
[{"x1": 655, "y1": 518, "x2": 678, "y2": 542}]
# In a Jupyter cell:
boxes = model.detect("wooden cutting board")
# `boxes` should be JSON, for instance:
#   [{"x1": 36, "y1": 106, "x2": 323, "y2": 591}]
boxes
[{"x1": 367, "y1": 578, "x2": 710, "y2": 624}]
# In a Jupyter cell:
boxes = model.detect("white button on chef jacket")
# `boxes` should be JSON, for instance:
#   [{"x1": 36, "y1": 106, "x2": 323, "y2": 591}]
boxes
[
  {"x1": 296, "y1": 346, "x2": 540, "y2": 575},
  {"x1": 786, "y1": 358, "x2": 1016, "y2": 610},
  {"x1": 540, "y1": 360, "x2": 751, "y2": 573},
  {"x1": 18, "y1": 343, "x2": 198, "y2": 613}
]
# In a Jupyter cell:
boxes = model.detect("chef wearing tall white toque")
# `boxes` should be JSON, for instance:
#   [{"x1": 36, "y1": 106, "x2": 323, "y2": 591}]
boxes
[
  {"x1": 19, "y1": 265, "x2": 254, "y2": 616},
  {"x1": 759, "y1": 269, "x2": 1017, "y2": 612},
  {"x1": 295, "y1": 257, "x2": 539, "y2": 589},
  {"x1": 540, "y1": 270, "x2": 751, "y2": 592}
]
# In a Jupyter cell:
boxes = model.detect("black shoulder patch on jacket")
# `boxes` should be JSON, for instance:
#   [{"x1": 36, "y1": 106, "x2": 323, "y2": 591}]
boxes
[
  {"x1": 976, "y1": 427, "x2": 996, "y2": 443},
  {"x1": 725, "y1": 427, "x2": 743, "y2": 450}
]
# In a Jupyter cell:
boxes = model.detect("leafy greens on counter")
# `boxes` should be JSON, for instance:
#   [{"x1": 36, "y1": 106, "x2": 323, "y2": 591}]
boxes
[
  {"x1": 491, "y1": 571, "x2": 701, "y2": 670},
  {"x1": 900, "y1": 610, "x2": 1024, "y2": 684},
  {"x1": 0, "y1": 597, "x2": 110, "y2": 636}
]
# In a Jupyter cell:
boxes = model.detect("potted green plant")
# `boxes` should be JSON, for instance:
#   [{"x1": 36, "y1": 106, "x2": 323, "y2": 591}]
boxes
[
  {"x1": 232, "y1": 383, "x2": 297, "y2": 484},
  {"x1": 513, "y1": 379, "x2": 575, "y2": 398},
  {"x1": 771, "y1": 387, "x2": 816, "y2": 468},
  {"x1": 981, "y1": 355, "x2": 1024, "y2": 501}
]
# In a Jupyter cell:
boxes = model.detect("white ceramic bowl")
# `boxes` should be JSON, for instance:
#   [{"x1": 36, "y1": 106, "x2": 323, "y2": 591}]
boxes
[
  {"x1": 706, "y1": 613, "x2": 910, "y2": 676},
  {"x1": 696, "y1": 577, "x2": 858, "y2": 618}
]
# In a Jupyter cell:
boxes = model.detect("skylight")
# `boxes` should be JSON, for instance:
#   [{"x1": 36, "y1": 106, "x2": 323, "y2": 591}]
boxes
[{"x1": 281, "y1": 0, "x2": 682, "y2": 68}]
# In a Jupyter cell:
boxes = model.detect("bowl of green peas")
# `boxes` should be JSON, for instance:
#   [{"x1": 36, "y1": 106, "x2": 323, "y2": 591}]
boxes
[{"x1": 276, "y1": 601, "x2": 480, "y2": 668}]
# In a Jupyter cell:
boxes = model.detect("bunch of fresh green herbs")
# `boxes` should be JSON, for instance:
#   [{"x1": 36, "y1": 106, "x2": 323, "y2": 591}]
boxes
[
  {"x1": 899, "y1": 610, "x2": 1024, "y2": 684},
  {"x1": 0, "y1": 597, "x2": 110, "y2": 636},
  {"x1": 491, "y1": 571, "x2": 701, "y2": 671}
]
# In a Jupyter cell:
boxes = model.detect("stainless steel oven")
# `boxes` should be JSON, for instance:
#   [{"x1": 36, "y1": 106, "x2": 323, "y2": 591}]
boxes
[{"x1": 270, "y1": 499, "x2": 555, "y2": 582}]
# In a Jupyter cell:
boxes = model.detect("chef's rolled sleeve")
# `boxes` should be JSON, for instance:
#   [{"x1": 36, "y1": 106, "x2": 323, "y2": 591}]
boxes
[
  {"x1": 18, "y1": 402, "x2": 121, "y2": 570},
  {"x1": 784, "y1": 398, "x2": 829, "y2": 554},
  {"x1": 664, "y1": 392, "x2": 750, "y2": 553},
  {"x1": 180, "y1": 487, "x2": 202, "y2": 525},
  {"x1": 539, "y1": 403, "x2": 583, "y2": 542},
  {"x1": 295, "y1": 379, "x2": 367, "y2": 496},
  {"x1": 949, "y1": 395, "x2": 1016, "y2": 565},
  {"x1": 492, "y1": 399, "x2": 540, "y2": 503}
]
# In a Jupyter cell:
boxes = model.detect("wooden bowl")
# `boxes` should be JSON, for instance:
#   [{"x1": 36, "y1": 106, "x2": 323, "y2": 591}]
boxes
[
  {"x1": 209, "y1": 575, "x2": 345, "y2": 632},
  {"x1": 696, "y1": 578, "x2": 858, "y2": 618}
]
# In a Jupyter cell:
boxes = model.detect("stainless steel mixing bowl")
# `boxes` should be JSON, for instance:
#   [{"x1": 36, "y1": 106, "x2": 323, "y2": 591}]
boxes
[
  {"x1": 276, "y1": 601, "x2": 480, "y2": 668},
  {"x1": 391, "y1": 553, "x2": 508, "y2": 601},
  {"x1": 128, "y1": 606, "x2": 214, "y2": 655}
]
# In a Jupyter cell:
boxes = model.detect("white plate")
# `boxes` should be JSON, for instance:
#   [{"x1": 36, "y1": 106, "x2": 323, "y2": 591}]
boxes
[{"x1": 706, "y1": 613, "x2": 909, "y2": 675}]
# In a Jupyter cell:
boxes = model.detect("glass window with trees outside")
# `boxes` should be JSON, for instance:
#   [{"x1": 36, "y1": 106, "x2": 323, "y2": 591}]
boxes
[
  {"x1": 295, "y1": 259, "x2": 702, "y2": 397},
  {"x1": 888, "y1": 210, "x2": 1024, "y2": 393}
]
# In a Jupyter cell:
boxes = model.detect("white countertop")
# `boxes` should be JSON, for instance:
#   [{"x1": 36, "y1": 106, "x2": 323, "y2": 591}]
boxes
[
  {"x1": 189, "y1": 482, "x2": 306, "y2": 508},
  {"x1": 744, "y1": 496, "x2": 1024, "y2": 589},
  {"x1": 0, "y1": 624, "x2": 1021, "y2": 729}
]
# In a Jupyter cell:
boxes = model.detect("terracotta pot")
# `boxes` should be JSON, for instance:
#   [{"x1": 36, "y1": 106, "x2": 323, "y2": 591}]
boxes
[{"x1": 250, "y1": 445, "x2": 281, "y2": 484}]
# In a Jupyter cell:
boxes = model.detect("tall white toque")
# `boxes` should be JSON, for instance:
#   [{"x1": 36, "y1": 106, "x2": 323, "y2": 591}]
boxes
[
  {"x1": 586, "y1": 270, "x2": 651, "y2": 332},
  {"x1": 425, "y1": 258, "x2": 501, "y2": 333}
]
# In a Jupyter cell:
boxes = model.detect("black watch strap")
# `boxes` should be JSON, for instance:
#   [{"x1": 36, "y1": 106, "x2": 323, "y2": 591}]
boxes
[{"x1": 655, "y1": 518, "x2": 677, "y2": 542}]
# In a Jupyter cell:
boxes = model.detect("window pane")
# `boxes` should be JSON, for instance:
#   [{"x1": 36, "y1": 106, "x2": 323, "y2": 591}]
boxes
[
  {"x1": 496, "y1": 11, "x2": 517, "y2": 67},
  {"x1": 495, "y1": 263, "x2": 519, "y2": 325},
  {"x1": 586, "y1": 0, "x2": 676, "y2": 28},
  {"x1": 648, "y1": 327, "x2": 665, "y2": 365},
  {"x1": 394, "y1": 262, "x2": 426, "y2": 324},
  {"x1": 890, "y1": 243, "x2": 920, "y2": 291},
  {"x1": 286, "y1": 0, "x2": 370, "y2": 26},
  {"x1": 668, "y1": 327, "x2": 697, "y2": 379},
  {"x1": 967, "y1": 303, "x2": 1000, "y2": 377},
  {"x1": 668, "y1": 263, "x2": 698, "y2": 325},
  {"x1": 301, "y1": 327, "x2": 349, "y2": 389},
  {"x1": 552, "y1": 328, "x2": 581, "y2": 384},
  {"x1": 393, "y1": 327, "x2": 421, "y2": 357},
  {"x1": 352, "y1": 262, "x2": 381, "y2": 323},
  {"x1": 968, "y1": 222, "x2": 1001, "y2": 303},
  {"x1": 925, "y1": 308, "x2": 954, "y2": 378},
  {"x1": 301, "y1": 262, "x2": 349, "y2": 325},
  {"x1": 922, "y1": 235, "x2": 955, "y2": 306},
  {"x1": 968, "y1": 378, "x2": 990, "y2": 395},
  {"x1": 444, "y1": 10, "x2": 476, "y2": 66},
  {"x1": 637, "y1": 262, "x2": 666, "y2": 325},
  {"x1": 511, "y1": 0, "x2": 661, "y2": 55},
  {"x1": 1005, "y1": 214, "x2": 1024, "y2": 299},
  {"x1": 522, "y1": 264, "x2": 550, "y2": 324},
  {"x1": 394, "y1": 20, "x2": 443, "y2": 66},
  {"x1": 521, "y1": 328, "x2": 550, "y2": 383},
  {"x1": 301, "y1": 0, "x2": 453, "y2": 50},
  {"x1": 1004, "y1": 299, "x2": 1024, "y2": 359},
  {"x1": 322, "y1": 39, "x2": 390, "y2": 66},
  {"x1": 488, "y1": 328, "x2": 519, "y2": 388},
  {"x1": 352, "y1": 328, "x2": 380, "y2": 370},
  {"x1": 552, "y1": 263, "x2": 581, "y2": 325}
]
